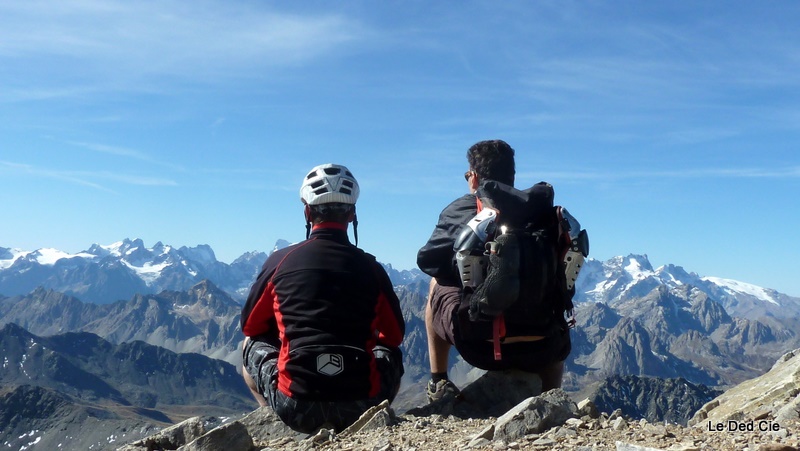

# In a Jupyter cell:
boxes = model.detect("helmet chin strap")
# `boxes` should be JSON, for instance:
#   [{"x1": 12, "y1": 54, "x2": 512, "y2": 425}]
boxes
[
  {"x1": 304, "y1": 204, "x2": 312, "y2": 239},
  {"x1": 353, "y1": 214, "x2": 358, "y2": 247}
]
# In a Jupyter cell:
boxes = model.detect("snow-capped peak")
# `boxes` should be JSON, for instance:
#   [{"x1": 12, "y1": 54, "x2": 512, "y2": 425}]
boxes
[
  {"x1": 574, "y1": 254, "x2": 795, "y2": 319},
  {"x1": 98, "y1": 240, "x2": 128, "y2": 257},
  {"x1": 178, "y1": 244, "x2": 217, "y2": 267},
  {"x1": 622, "y1": 254, "x2": 655, "y2": 279},
  {"x1": 702, "y1": 276, "x2": 780, "y2": 306}
]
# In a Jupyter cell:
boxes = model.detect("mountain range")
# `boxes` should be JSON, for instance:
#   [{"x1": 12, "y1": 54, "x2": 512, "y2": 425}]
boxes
[
  {"x1": 0, "y1": 239, "x2": 424, "y2": 304},
  {"x1": 2, "y1": 239, "x2": 800, "y2": 449},
  {"x1": 0, "y1": 322, "x2": 251, "y2": 451}
]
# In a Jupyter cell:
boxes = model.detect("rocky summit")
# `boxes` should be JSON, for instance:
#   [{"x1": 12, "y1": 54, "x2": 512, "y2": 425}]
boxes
[{"x1": 119, "y1": 350, "x2": 800, "y2": 451}]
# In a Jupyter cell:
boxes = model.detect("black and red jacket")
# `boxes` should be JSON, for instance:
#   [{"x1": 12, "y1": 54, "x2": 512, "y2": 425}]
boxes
[{"x1": 241, "y1": 223, "x2": 405, "y2": 401}]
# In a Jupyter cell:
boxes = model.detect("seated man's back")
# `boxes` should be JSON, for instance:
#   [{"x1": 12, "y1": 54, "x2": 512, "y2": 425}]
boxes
[
  {"x1": 241, "y1": 163, "x2": 405, "y2": 433},
  {"x1": 246, "y1": 226, "x2": 402, "y2": 401}
]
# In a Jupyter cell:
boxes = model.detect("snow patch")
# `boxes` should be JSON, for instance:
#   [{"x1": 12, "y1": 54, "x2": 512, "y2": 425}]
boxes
[
  {"x1": 0, "y1": 248, "x2": 31, "y2": 269},
  {"x1": 1, "y1": 247, "x2": 98, "y2": 266},
  {"x1": 33, "y1": 248, "x2": 96, "y2": 265},
  {"x1": 102, "y1": 241, "x2": 127, "y2": 257},
  {"x1": 624, "y1": 258, "x2": 654, "y2": 280},
  {"x1": 123, "y1": 260, "x2": 169, "y2": 285},
  {"x1": 703, "y1": 276, "x2": 780, "y2": 306}
]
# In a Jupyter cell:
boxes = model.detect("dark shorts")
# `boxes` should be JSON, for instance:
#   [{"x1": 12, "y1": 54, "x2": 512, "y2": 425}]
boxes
[
  {"x1": 242, "y1": 337, "x2": 402, "y2": 434},
  {"x1": 429, "y1": 283, "x2": 571, "y2": 373}
]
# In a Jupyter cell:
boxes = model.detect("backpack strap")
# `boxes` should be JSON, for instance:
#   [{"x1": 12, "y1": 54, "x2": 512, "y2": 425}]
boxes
[{"x1": 492, "y1": 315, "x2": 506, "y2": 361}]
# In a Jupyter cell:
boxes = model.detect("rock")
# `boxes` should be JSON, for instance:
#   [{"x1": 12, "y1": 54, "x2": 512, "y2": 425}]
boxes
[
  {"x1": 577, "y1": 398, "x2": 600, "y2": 419},
  {"x1": 615, "y1": 443, "x2": 666, "y2": 451},
  {"x1": 126, "y1": 416, "x2": 206, "y2": 450},
  {"x1": 554, "y1": 426, "x2": 577, "y2": 438},
  {"x1": 757, "y1": 445, "x2": 799, "y2": 451},
  {"x1": 180, "y1": 421, "x2": 253, "y2": 451},
  {"x1": 407, "y1": 369, "x2": 542, "y2": 419},
  {"x1": 470, "y1": 423, "x2": 495, "y2": 442},
  {"x1": 492, "y1": 389, "x2": 577, "y2": 442},
  {"x1": 531, "y1": 437, "x2": 556, "y2": 446},
  {"x1": 468, "y1": 437, "x2": 491, "y2": 448},
  {"x1": 776, "y1": 396, "x2": 800, "y2": 422},
  {"x1": 308, "y1": 428, "x2": 334, "y2": 445},
  {"x1": 340, "y1": 400, "x2": 399, "y2": 436},
  {"x1": 565, "y1": 418, "x2": 584, "y2": 428},
  {"x1": 237, "y1": 406, "x2": 303, "y2": 445},
  {"x1": 669, "y1": 443, "x2": 701, "y2": 451},
  {"x1": 612, "y1": 417, "x2": 627, "y2": 431}
]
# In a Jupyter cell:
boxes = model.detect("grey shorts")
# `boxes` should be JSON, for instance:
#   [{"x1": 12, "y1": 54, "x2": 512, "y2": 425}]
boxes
[{"x1": 242, "y1": 337, "x2": 402, "y2": 433}]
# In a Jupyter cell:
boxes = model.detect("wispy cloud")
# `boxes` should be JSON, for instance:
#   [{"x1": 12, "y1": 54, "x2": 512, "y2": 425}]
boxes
[
  {"x1": 88, "y1": 171, "x2": 179, "y2": 187},
  {"x1": 0, "y1": 160, "x2": 112, "y2": 192},
  {"x1": 528, "y1": 166, "x2": 800, "y2": 183},
  {"x1": 0, "y1": 160, "x2": 177, "y2": 191},
  {"x1": 68, "y1": 141, "x2": 153, "y2": 161},
  {"x1": 0, "y1": 1, "x2": 364, "y2": 96},
  {"x1": 66, "y1": 140, "x2": 184, "y2": 171}
]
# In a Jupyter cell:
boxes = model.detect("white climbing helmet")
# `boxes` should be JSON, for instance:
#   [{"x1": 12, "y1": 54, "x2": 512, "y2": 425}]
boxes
[{"x1": 299, "y1": 163, "x2": 360, "y2": 205}]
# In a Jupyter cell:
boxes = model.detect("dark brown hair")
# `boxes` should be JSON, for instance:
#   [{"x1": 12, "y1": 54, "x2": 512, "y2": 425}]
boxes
[{"x1": 466, "y1": 139, "x2": 515, "y2": 185}]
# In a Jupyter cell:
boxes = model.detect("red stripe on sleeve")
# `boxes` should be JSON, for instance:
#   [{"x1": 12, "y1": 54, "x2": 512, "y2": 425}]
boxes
[{"x1": 242, "y1": 281, "x2": 276, "y2": 337}]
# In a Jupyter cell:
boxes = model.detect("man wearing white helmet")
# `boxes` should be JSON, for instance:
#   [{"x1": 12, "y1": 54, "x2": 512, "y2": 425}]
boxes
[{"x1": 241, "y1": 163, "x2": 405, "y2": 433}]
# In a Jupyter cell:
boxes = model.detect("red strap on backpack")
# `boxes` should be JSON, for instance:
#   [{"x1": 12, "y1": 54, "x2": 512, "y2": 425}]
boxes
[{"x1": 493, "y1": 315, "x2": 506, "y2": 360}]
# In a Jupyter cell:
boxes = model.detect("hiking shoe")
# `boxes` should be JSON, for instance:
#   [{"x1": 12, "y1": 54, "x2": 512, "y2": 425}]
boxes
[{"x1": 426, "y1": 379, "x2": 461, "y2": 403}]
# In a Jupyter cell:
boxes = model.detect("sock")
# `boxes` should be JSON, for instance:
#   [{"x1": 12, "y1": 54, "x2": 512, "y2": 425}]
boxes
[{"x1": 431, "y1": 372, "x2": 448, "y2": 383}]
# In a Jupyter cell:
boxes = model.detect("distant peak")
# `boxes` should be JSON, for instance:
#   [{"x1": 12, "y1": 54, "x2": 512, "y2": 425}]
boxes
[
  {"x1": 625, "y1": 253, "x2": 652, "y2": 264},
  {"x1": 191, "y1": 279, "x2": 219, "y2": 291},
  {"x1": 1, "y1": 322, "x2": 33, "y2": 338},
  {"x1": 612, "y1": 254, "x2": 655, "y2": 275},
  {"x1": 178, "y1": 244, "x2": 218, "y2": 265},
  {"x1": 272, "y1": 239, "x2": 292, "y2": 253}
]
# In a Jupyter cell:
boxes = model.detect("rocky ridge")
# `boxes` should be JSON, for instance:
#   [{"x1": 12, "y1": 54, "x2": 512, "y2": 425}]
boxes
[{"x1": 118, "y1": 350, "x2": 800, "y2": 451}]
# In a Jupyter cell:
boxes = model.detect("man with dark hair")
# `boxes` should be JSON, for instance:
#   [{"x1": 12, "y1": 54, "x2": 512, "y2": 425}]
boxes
[
  {"x1": 241, "y1": 163, "x2": 405, "y2": 433},
  {"x1": 417, "y1": 140, "x2": 572, "y2": 402}
]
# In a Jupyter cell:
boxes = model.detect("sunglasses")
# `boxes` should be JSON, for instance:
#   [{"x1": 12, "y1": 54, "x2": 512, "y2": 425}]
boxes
[{"x1": 464, "y1": 171, "x2": 473, "y2": 181}]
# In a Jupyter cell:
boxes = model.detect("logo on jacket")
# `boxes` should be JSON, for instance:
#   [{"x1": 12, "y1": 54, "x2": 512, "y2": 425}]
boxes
[{"x1": 317, "y1": 353, "x2": 344, "y2": 376}]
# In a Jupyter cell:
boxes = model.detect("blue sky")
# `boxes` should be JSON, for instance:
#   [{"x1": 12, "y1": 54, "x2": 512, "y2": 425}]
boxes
[{"x1": 1, "y1": 1, "x2": 798, "y2": 296}]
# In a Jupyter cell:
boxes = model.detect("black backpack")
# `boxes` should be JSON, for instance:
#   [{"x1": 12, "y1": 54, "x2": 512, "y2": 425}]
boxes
[{"x1": 454, "y1": 180, "x2": 584, "y2": 360}]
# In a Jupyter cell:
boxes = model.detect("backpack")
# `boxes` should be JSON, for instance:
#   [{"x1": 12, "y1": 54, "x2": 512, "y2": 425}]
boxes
[{"x1": 453, "y1": 180, "x2": 588, "y2": 360}]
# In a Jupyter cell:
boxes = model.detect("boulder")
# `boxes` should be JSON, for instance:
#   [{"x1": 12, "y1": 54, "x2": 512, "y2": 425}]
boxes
[
  {"x1": 492, "y1": 388, "x2": 577, "y2": 441},
  {"x1": 407, "y1": 369, "x2": 542, "y2": 419},
  {"x1": 180, "y1": 421, "x2": 253, "y2": 451}
]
